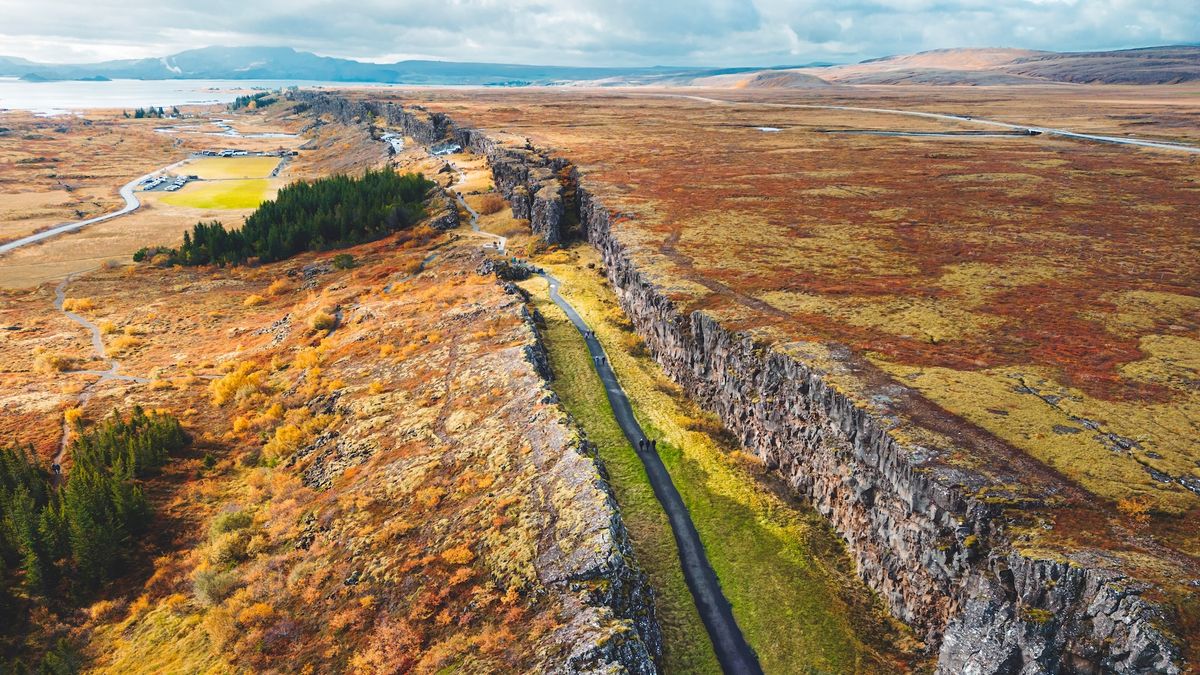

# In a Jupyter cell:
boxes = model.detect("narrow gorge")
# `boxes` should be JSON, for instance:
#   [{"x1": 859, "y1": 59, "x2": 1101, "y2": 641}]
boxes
[{"x1": 290, "y1": 90, "x2": 1188, "y2": 674}]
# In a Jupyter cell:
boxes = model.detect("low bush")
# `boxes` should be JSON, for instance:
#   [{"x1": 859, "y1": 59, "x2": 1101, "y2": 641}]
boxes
[
  {"x1": 193, "y1": 568, "x2": 240, "y2": 606},
  {"x1": 61, "y1": 297, "x2": 96, "y2": 312},
  {"x1": 210, "y1": 509, "x2": 254, "y2": 537},
  {"x1": 243, "y1": 294, "x2": 268, "y2": 307},
  {"x1": 266, "y1": 278, "x2": 291, "y2": 296},
  {"x1": 34, "y1": 352, "x2": 75, "y2": 373},
  {"x1": 476, "y1": 193, "x2": 507, "y2": 215},
  {"x1": 308, "y1": 310, "x2": 336, "y2": 333}
]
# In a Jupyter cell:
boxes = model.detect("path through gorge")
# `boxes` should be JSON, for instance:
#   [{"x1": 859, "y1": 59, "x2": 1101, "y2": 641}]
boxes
[{"x1": 446, "y1": 152, "x2": 762, "y2": 674}]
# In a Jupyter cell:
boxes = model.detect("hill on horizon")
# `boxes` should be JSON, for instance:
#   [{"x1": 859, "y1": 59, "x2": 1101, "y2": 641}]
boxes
[{"x1": 1, "y1": 44, "x2": 1196, "y2": 87}]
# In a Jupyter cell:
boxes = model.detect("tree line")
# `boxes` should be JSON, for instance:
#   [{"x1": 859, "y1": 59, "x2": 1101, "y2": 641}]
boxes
[
  {"x1": 122, "y1": 107, "x2": 178, "y2": 119},
  {"x1": 229, "y1": 92, "x2": 277, "y2": 111},
  {"x1": 137, "y1": 168, "x2": 433, "y2": 267},
  {"x1": 0, "y1": 408, "x2": 187, "y2": 622}
]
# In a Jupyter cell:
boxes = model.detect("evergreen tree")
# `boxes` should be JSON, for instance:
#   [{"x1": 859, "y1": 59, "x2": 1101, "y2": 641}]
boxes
[{"x1": 173, "y1": 168, "x2": 432, "y2": 267}]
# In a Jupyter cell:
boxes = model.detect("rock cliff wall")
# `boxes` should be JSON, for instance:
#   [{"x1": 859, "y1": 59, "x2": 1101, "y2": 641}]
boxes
[
  {"x1": 581, "y1": 193, "x2": 1182, "y2": 673},
  {"x1": 287, "y1": 91, "x2": 1186, "y2": 674}
]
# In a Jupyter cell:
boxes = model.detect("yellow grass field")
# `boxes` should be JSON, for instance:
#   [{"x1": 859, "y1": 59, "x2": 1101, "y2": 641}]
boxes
[
  {"x1": 159, "y1": 179, "x2": 272, "y2": 209},
  {"x1": 182, "y1": 156, "x2": 280, "y2": 179}
]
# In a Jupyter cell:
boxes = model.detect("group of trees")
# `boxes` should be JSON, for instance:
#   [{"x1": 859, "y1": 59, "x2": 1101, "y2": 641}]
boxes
[
  {"x1": 155, "y1": 169, "x2": 432, "y2": 267},
  {"x1": 0, "y1": 408, "x2": 187, "y2": 614},
  {"x1": 123, "y1": 106, "x2": 178, "y2": 119},
  {"x1": 229, "y1": 92, "x2": 277, "y2": 111}
]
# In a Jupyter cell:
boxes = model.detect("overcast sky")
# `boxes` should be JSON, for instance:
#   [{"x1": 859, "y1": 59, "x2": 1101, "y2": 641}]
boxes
[{"x1": 0, "y1": 0, "x2": 1196, "y2": 66}]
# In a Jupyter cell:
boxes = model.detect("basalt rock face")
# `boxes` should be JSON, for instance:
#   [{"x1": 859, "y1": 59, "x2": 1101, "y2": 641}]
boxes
[
  {"x1": 424, "y1": 187, "x2": 460, "y2": 231},
  {"x1": 575, "y1": 187, "x2": 1183, "y2": 674},
  {"x1": 518, "y1": 296, "x2": 662, "y2": 674},
  {"x1": 456, "y1": 130, "x2": 570, "y2": 245}
]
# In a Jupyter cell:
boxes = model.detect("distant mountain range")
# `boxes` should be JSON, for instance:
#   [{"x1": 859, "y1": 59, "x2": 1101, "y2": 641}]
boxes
[
  {"x1": 1, "y1": 44, "x2": 1196, "y2": 87},
  {"x1": 0, "y1": 46, "x2": 826, "y2": 86}
]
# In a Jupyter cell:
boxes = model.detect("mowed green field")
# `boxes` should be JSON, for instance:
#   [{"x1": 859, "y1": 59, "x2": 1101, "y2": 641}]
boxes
[
  {"x1": 184, "y1": 156, "x2": 280, "y2": 179},
  {"x1": 159, "y1": 179, "x2": 271, "y2": 209}
]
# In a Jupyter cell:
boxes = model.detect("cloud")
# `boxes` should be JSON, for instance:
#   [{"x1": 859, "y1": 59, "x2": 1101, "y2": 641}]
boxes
[{"x1": 0, "y1": 0, "x2": 1195, "y2": 66}]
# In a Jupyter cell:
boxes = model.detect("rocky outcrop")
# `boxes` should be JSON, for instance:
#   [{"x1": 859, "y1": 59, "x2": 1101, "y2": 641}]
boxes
[
  {"x1": 455, "y1": 130, "x2": 571, "y2": 244},
  {"x1": 517, "y1": 293, "x2": 661, "y2": 673},
  {"x1": 424, "y1": 187, "x2": 460, "y2": 231}
]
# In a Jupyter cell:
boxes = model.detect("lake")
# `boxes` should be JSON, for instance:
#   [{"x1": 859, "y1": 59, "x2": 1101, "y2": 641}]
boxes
[{"x1": 0, "y1": 78, "x2": 376, "y2": 115}]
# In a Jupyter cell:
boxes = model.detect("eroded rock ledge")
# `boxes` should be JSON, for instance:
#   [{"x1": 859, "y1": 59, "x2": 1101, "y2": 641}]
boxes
[{"x1": 288, "y1": 90, "x2": 1185, "y2": 674}]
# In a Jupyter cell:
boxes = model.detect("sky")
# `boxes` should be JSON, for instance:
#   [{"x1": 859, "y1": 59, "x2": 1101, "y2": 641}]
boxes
[{"x1": 0, "y1": 0, "x2": 1196, "y2": 66}]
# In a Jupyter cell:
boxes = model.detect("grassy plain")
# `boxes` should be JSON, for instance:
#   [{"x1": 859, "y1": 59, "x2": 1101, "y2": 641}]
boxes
[
  {"x1": 380, "y1": 87, "x2": 1200, "y2": 513},
  {"x1": 0, "y1": 103, "x2": 369, "y2": 288},
  {"x1": 183, "y1": 156, "x2": 281, "y2": 179}
]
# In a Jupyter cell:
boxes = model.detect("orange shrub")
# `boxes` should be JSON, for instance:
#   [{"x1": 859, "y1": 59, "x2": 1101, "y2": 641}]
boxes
[{"x1": 476, "y1": 193, "x2": 507, "y2": 215}]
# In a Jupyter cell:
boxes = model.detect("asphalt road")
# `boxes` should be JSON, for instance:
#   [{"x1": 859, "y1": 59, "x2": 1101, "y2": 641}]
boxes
[
  {"x1": 661, "y1": 93, "x2": 1200, "y2": 154},
  {"x1": 0, "y1": 157, "x2": 190, "y2": 256},
  {"x1": 542, "y1": 272, "x2": 763, "y2": 675}
]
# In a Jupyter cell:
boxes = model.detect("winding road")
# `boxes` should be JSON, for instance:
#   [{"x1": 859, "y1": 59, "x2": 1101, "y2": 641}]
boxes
[
  {"x1": 442, "y1": 153, "x2": 760, "y2": 673},
  {"x1": 0, "y1": 158, "x2": 189, "y2": 257},
  {"x1": 656, "y1": 93, "x2": 1200, "y2": 154}
]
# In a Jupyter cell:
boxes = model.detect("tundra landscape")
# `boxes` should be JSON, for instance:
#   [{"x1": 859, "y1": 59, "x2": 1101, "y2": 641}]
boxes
[{"x1": 1, "y1": 8, "x2": 1199, "y2": 673}]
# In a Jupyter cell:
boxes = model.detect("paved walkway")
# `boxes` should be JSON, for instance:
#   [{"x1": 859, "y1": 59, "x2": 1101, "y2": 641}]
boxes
[{"x1": 542, "y1": 272, "x2": 763, "y2": 675}]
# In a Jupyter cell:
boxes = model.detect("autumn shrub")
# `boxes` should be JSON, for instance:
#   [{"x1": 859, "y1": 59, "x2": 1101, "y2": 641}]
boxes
[
  {"x1": 64, "y1": 406, "x2": 84, "y2": 426},
  {"x1": 476, "y1": 193, "x2": 507, "y2": 215},
  {"x1": 88, "y1": 598, "x2": 127, "y2": 622},
  {"x1": 308, "y1": 310, "x2": 337, "y2": 333},
  {"x1": 266, "y1": 278, "x2": 291, "y2": 296},
  {"x1": 1117, "y1": 495, "x2": 1153, "y2": 524},
  {"x1": 210, "y1": 509, "x2": 254, "y2": 537},
  {"x1": 61, "y1": 297, "x2": 96, "y2": 312},
  {"x1": 243, "y1": 294, "x2": 268, "y2": 308},
  {"x1": 395, "y1": 224, "x2": 437, "y2": 249},
  {"x1": 98, "y1": 320, "x2": 118, "y2": 335},
  {"x1": 332, "y1": 253, "x2": 356, "y2": 270},
  {"x1": 209, "y1": 362, "x2": 270, "y2": 406},
  {"x1": 34, "y1": 352, "x2": 75, "y2": 373},
  {"x1": 262, "y1": 413, "x2": 333, "y2": 462},
  {"x1": 193, "y1": 568, "x2": 240, "y2": 606},
  {"x1": 109, "y1": 335, "x2": 142, "y2": 354},
  {"x1": 211, "y1": 530, "x2": 253, "y2": 566}
]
